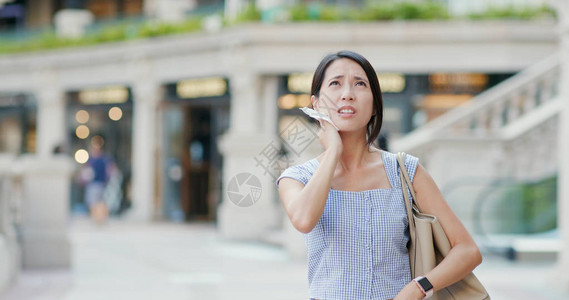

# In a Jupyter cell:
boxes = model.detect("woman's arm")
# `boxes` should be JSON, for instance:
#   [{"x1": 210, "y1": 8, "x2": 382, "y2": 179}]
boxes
[
  {"x1": 278, "y1": 121, "x2": 342, "y2": 234},
  {"x1": 395, "y1": 163, "x2": 483, "y2": 299},
  {"x1": 278, "y1": 148, "x2": 339, "y2": 233}
]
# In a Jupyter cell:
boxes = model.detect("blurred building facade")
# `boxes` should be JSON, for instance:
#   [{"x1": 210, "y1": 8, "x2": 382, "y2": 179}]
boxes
[{"x1": 0, "y1": 0, "x2": 567, "y2": 292}]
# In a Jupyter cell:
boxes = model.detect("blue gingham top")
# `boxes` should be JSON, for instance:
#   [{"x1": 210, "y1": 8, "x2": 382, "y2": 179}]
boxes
[{"x1": 276, "y1": 151, "x2": 419, "y2": 300}]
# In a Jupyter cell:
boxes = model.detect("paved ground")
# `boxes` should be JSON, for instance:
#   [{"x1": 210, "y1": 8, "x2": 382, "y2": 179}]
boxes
[{"x1": 2, "y1": 218, "x2": 568, "y2": 300}]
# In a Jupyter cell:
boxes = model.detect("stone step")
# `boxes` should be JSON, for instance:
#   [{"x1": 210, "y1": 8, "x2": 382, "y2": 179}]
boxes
[{"x1": 478, "y1": 232, "x2": 559, "y2": 261}]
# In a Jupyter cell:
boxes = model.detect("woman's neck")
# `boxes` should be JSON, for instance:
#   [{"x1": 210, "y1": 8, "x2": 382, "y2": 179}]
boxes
[{"x1": 337, "y1": 130, "x2": 371, "y2": 172}]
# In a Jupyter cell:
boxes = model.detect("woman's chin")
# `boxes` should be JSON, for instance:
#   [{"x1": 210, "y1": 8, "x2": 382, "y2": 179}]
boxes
[{"x1": 336, "y1": 127, "x2": 365, "y2": 134}]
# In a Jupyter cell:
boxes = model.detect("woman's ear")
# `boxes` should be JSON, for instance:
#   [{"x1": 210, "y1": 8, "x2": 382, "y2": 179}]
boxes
[{"x1": 311, "y1": 95, "x2": 318, "y2": 110}]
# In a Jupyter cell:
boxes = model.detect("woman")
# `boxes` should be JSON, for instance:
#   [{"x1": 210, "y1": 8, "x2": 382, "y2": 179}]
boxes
[{"x1": 276, "y1": 51, "x2": 482, "y2": 300}]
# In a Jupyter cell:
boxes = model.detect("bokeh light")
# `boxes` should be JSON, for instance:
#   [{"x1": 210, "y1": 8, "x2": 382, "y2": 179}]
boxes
[
  {"x1": 109, "y1": 106, "x2": 123, "y2": 121},
  {"x1": 297, "y1": 94, "x2": 312, "y2": 107},
  {"x1": 75, "y1": 110, "x2": 89, "y2": 124},
  {"x1": 278, "y1": 94, "x2": 297, "y2": 109},
  {"x1": 76, "y1": 125, "x2": 90, "y2": 139},
  {"x1": 74, "y1": 149, "x2": 89, "y2": 164}
]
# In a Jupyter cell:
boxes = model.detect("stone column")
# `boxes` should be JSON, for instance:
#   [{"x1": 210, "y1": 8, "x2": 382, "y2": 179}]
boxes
[
  {"x1": 143, "y1": 0, "x2": 158, "y2": 17},
  {"x1": 128, "y1": 60, "x2": 160, "y2": 221},
  {"x1": 224, "y1": 0, "x2": 245, "y2": 21},
  {"x1": 34, "y1": 70, "x2": 65, "y2": 158},
  {"x1": 53, "y1": 9, "x2": 94, "y2": 39},
  {"x1": 555, "y1": 0, "x2": 569, "y2": 289},
  {"x1": 26, "y1": 0, "x2": 55, "y2": 28},
  {"x1": 144, "y1": 0, "x2": 197, "y2": 21},
  {"x1": 217, "y1": 71, "x2": 281, "y2": 240},
  {"x1": 11, "y1": 69, "x2": 73, "y2": 270}
]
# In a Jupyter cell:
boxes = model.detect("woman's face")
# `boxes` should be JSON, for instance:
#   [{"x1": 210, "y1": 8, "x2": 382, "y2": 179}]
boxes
[{"x1": 313, "y1": 58, "x2": 375, "y2": 133}]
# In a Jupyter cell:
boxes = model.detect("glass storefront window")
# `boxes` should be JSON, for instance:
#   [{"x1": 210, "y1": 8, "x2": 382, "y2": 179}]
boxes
[{"x1": 66, "y1": 88, "x2": 133, "y2": 217}]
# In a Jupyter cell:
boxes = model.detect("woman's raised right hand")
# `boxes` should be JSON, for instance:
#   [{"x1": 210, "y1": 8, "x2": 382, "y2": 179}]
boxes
[{"x1": 317, "y1": 118, "x2": 343, "y2": 157}]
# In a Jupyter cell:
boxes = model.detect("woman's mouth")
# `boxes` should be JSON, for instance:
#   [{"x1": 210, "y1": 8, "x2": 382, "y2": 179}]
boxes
[{"x1": 337, "y1": 106, "x2": 357, "y2": 118}]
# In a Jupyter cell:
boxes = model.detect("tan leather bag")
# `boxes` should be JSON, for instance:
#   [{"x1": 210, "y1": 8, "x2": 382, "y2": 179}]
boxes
[{"x1": 397, "y1": 152, "x2": 490, "y2": 300}]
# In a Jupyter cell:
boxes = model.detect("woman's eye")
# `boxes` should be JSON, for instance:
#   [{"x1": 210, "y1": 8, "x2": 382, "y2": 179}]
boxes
[
  {"x1": 356, "y1": 81, "x2": 367, "y2": 87},
  {"x1": 329, "y1": 81, "x2": 340, "y2": 86}
]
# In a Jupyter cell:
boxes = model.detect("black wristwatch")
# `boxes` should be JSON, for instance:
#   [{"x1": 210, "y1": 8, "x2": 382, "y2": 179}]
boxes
[{"x1": 413, "y1": 276, "x2": 434, "y2": 299}]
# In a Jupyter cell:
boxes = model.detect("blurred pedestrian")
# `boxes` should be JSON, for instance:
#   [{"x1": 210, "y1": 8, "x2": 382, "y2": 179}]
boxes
[
  {"x1": 81, "y1": 136, "x2": 117, "y2": 224},
  {"x1": 276, "y1": 51, "x2": 482, "y2": 300}
]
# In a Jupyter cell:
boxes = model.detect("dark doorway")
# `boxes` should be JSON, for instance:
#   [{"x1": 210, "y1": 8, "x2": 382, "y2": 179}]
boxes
[
  {"x1": 181, "y1": 107, "x2": 211, "y2": 220},
  {"x1": 161, "y1": 101, "x2": 228, "y2": 222}
]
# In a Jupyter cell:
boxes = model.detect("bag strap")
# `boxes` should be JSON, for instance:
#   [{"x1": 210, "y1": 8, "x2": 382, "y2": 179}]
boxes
[
  {"x1": 397, "y1": 152, "x2": 423, "y2": 212},
  {"x1": 397, "y1": 152, "x2": 416, "y2": 244}
]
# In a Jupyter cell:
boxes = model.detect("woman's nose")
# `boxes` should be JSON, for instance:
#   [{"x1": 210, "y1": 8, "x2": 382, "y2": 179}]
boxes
[{"x1": 341, "y1": 86, "x2": 354, "y2": 101}]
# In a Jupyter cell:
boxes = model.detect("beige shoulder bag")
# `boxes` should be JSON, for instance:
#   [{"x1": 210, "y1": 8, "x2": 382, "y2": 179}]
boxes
[{"x1": 397, "y1": 152, "x2": 490, "y2": 300}]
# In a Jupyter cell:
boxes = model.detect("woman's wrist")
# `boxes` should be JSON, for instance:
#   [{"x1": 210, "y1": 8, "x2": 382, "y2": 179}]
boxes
[
  {"x1": 325, "y1": 146, "x2": 342, "y2": 160},
  {"x1": 412, "y1": 281, "x2": 427, "y2": 299},
  {"x1": 395, "y1": 281, "x2": 426, "y2": 300}
]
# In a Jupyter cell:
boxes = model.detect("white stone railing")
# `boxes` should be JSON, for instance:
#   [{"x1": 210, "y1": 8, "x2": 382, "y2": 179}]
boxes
[
  {"x1": 0, "y1": 155, "x2": 22, "y2": 294},
  {"x1": 392, "y1": 53, "x2": 561, "y2": 153},
  {"x1": 0, "y1": 154, "x2": 75, "y2": 294}
]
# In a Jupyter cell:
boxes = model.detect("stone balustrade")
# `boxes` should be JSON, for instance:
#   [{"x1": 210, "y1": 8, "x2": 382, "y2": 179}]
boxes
[
  {"x1": 453, "y1": 64, "x2": 559, "y2": 136},
  {"x1": 393, "y1": 53, "x2": 562, "y2": 153},
  {"x1": 0, "y1": 154, "x2": 74, "y2": 294},
  {"x1": 0, "y1": 155, "x2": 22, "y2": 294},
  {"x1": 391, "y1": 53, "x2": 563, "y2": 237}
]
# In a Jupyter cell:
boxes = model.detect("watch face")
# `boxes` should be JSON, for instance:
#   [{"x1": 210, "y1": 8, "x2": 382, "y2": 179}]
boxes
[{"x1": 418, "y1": 277, "x2": 433, "y2": 291}]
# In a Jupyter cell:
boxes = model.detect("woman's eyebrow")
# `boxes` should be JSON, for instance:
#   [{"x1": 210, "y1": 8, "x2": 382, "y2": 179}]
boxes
[
  {"x1": 328, "y1": 75, "x2": 344, "y2": 81},
  {"x1": 354, "y1": 76, "x2": 369, "y2": 83},
  {"x1": 328, "y1": 75, "x2": 368, "y2": 82}
]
